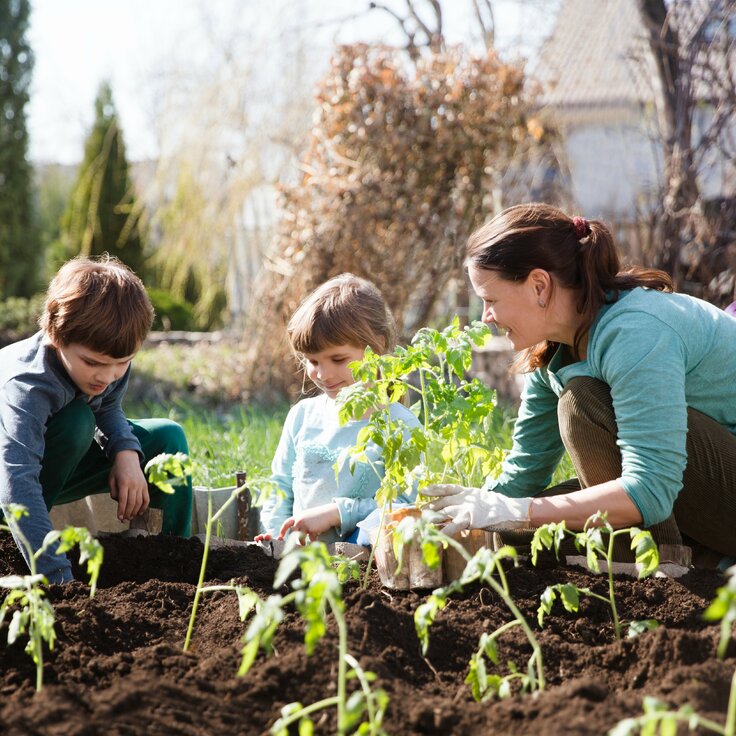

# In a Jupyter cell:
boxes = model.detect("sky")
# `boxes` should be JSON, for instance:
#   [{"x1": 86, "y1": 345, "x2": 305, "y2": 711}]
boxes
[{"x1": 27, "y1": 0, "x2": 557, "y2": 165}]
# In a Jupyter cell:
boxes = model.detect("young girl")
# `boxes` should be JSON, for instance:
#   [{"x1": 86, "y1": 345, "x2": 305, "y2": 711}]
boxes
[{"x1": 255, "y1": 273, "x2": 420, "y2": 543}]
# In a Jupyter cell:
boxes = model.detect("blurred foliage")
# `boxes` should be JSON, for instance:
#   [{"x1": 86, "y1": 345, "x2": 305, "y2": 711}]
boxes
[
  {"x1": 243, "y1": 43, "x2": 554, "y2": 398},
  {"x1": 145, "y1": 164, "x2": 229, "y2": 329},
  {"x1": 0, "y1": 294, "x2": 44, "y2": 346},
  {"x1": 0, "y1": 0, "x2": 38, "y2": 299},
  {"x1": 52, "y1": 82, "x2": 147, "y2": 278},
  {"x1": 147, "y1": 288, "x2": 198, "y2": 332}
]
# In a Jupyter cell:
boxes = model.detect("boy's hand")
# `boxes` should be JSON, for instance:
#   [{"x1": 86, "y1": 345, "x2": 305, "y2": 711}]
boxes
[
  {"x1": 109, "y1": 450, "x2": 150, "y2": 523},
  {"x1": 278, "y1": 503, "x2": 341, "y2": 540}
]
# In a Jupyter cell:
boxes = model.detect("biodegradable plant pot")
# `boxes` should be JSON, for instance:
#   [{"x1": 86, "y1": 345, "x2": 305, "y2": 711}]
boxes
[
  {"x1": 373, "y1": 507, "x2": 443, "y2": 591},
  {"x1": 442, "y1": 529, "x2": 493, "y2": 583},
  {"x1": 192, "y1": 485, "x2": 239, "y2": 539}
]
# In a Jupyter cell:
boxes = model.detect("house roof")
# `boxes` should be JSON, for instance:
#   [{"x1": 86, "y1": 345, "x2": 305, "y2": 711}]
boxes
[{"x1": 534, "y1": 0, "x2": 660, "y2": 109}]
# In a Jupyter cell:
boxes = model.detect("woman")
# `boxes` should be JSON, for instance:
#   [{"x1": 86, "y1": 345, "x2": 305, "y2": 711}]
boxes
[{"x1": 427, "y1": 203, "x2": 736, "y2": 565}]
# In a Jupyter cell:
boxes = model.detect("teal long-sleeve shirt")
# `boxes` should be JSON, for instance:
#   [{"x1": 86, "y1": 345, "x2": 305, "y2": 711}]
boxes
[
  {"x1": 261, "y1": 394, "x2": 420, "y2": 541},
  {"x1": 488, "y1": 287, "x2": 736, "y2": 527}
]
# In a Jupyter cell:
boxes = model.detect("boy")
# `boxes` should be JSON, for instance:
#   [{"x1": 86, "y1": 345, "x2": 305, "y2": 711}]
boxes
[{"x1": 0, "y1": 256, "x2": 192, "y2": 583}]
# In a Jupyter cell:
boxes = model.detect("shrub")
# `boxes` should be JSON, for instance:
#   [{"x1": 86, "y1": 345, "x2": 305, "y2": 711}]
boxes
[{"x1": 147, "y1": 289, "x2": 198, "y2": 331}]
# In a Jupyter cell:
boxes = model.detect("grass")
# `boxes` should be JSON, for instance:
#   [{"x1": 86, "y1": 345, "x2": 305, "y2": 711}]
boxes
[{"x1": 126, "y1": 400, "x2": 288, "y2": 488}]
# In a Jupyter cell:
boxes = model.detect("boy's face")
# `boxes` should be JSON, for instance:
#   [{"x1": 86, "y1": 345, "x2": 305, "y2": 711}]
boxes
[{"x1": 52, "y1": 342, "x2": 136, "y2": 397}]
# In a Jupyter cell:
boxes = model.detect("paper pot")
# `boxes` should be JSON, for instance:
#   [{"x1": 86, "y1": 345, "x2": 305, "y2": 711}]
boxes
[
  {"x1": 372, "y1": 507, "x2": 443, "y2": 591},
  {"x1": 192, "y1": 485, "x2": 239, "y2": 539}
]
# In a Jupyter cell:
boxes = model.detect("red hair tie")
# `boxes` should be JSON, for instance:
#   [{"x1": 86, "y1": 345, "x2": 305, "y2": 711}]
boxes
[{"x1": 572, "y1": 216, "x2": 591, "y2": 239}]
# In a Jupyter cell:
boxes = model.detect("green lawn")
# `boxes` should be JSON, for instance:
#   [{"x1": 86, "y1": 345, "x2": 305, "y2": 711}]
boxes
[{"x1": 126, "y1": 400, "x2": 288, "y2": 488}]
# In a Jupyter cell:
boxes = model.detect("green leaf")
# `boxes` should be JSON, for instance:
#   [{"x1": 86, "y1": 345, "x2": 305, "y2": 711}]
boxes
[
  {"x1": 630, "y1": 529, "x2": 659, "y2": 579},
  {"x1": 627, "y1": 619, "x2": 659, "y2": 638}
]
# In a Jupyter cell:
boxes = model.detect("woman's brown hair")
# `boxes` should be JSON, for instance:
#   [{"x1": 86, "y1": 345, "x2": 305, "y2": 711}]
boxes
[
  {"x1": 466, "y1": 203, "x2": 672, "y2": 371},
  {"x1": 287, "y1": 273, "x2": 395, "y2": 357},
  {"x1": 40, "y1": 255, "x2": 154, "y2": 357}
]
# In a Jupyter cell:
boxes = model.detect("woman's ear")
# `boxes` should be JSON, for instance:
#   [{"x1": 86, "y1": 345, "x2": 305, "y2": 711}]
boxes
[{"x1": 528, "y1": 268, "x2": 552, "y2": 301}]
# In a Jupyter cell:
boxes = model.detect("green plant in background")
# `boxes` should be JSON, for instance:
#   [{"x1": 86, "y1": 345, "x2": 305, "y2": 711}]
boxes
[
  {"x1": 406, "y1": 517, "x2": 545, "y2": 701},
  {"x1": 238, "y1": 539, "x2": 388, "y2": 735},
  {"x1": 531, "y1": 513, "x2": 660, "y2": 640},
  {"x1": 0, "y1": 504, "x2": 103, "y2": 691},
  {"x1": 338, "y1": 319, "x2": 504, "y2": 583}
]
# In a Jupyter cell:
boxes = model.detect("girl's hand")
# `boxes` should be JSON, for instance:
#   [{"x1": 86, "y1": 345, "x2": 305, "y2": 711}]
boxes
[
  {"x1": 278, "y1": 503, "x2": 341, "y2": 540},
  {"x1": 254, "y1": 532, "x2": 272, "y2": 542},
  {"x1": 109, "y1": 450, "x2": 149, "y2": 522}
]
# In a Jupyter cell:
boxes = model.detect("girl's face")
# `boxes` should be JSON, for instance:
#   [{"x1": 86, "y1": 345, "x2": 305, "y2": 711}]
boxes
[
  {"x1": 468, "y1": 265, "x2": 548, "y2": 351},
  {"x1": 303, "y1": 343, "x2": 366, "y2": 399}
]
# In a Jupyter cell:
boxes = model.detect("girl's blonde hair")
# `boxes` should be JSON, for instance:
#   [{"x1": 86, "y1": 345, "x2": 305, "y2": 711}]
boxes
[{"x1": 287, "y1": 274, "x2": 395, "y2": 356}]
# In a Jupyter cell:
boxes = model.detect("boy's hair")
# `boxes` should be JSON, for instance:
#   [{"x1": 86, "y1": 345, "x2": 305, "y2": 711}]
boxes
[
  {"x1": 40, "y1": 255, "x2": 154, "y2": 357},
  {"x1": 288, "y1": 274, "x2": 395, "y2": 356}
]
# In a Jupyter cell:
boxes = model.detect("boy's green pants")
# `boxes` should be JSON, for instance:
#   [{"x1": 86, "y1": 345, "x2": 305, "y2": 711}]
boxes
[{"x1": 40, "y1": 400, "x2": 192, "y2": 536}]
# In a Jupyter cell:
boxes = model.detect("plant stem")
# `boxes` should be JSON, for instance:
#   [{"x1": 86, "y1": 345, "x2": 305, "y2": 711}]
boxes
[
  {"x1": 345, "y1": 653, "x2": 379, "y2": 734},
  {"x1": 331, "y1": 597, "x2": 348, "y2": 735},
  {"x1": 184, "y1": 492, "x2": 212, "y2": 652},
  {"x1": 607, "y1": 530, "x2": 622, "y2": 639},
  {"x1": 726, "y1": 667, "x2": 736, "y2": 736},
  {"x1": 362, "y1": 499, "x2": 390, "y2": 590},
  {"x1": 184, "y1": 481, "x2": 249, "y2": 651},
  {"x1": 484, "y1": 573, "x2": 545, "y2": 691},
  {"x1": 274, "y1": 696, "x2": 342, "y2": 731}
]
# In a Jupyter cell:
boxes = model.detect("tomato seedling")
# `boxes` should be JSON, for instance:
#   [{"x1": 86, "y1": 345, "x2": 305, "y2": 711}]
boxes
[
  {"x1": 238, "y1": 539, "x2": 388, "y2": 735},
  {"x1": 531, "y1": 512, "x2": 659, "y2": 640},
  {"x1": 0, "y1": 503, "x2": 103, "y2": 690},
  {"x1": 407, "y1": 517, "x2": 545, "y2": 701}
]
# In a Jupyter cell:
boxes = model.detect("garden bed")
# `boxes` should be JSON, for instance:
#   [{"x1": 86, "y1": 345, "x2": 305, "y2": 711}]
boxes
[{"x1": 0, "y1": 532, "x2": 733, "y2": 735}]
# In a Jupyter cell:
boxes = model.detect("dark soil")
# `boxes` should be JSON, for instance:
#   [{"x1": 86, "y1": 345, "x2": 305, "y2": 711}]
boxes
[{"x1": 0, "y1": 533, "x2": 733, "y2": 735}]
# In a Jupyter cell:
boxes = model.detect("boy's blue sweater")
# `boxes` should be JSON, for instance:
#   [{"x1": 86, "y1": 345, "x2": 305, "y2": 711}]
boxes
[{"x1": 0, "y1": 332, "x2": 142, "y2": 582}]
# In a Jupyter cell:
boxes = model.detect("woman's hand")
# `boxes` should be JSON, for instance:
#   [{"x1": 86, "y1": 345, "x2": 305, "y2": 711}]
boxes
[
  {"x1": 425, "y1": 484, "x2": 531, "y2": 536},
  {"x1": 278, "y1": 503, "x2": 341, "y2": 540},
  {"x1": 109, "y1": 450, "x2": 149, "y2": 522}
]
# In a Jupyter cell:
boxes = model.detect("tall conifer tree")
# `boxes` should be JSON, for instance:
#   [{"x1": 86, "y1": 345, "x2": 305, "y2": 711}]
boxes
[
  {"x1": 58, "y1": 81, "x2": 146, "y2": 276},
  {"x1": 0, "y1": 0, "x2": 37, "y2": 298}
]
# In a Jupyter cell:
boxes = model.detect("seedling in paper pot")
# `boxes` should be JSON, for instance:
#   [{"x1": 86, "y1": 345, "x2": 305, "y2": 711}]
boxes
[
  {"x1": 531, "y1": 512, "x2": 660, "y2": 640},
  {"x1": 337, "y1": 319, "x2": 504, "y2": 586},
  {"x1": 0, "y1": 503, "x2": 103, "y2": 691}
]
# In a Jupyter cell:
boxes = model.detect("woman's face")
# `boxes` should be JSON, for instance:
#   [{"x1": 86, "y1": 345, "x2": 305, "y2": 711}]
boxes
[{"x1": 468, "y1": 265, "x2": 547, "y2": 351}]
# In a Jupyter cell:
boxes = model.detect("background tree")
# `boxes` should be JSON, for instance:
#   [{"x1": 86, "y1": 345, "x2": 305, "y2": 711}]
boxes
[
  {"x1": 242, "y1": 43, "x2": 552, "y2": 399},
  {"x1": 0, "y1": 0, "x2": 37, "y2": 298},
  {"x1": 55, "y1": 81, "x2": 147, "y2": 276},
  {"x1": 638, "y1": 0, "x2": 736, "y2": 296}
]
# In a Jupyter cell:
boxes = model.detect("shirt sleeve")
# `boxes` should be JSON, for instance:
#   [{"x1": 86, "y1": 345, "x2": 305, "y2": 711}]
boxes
[
  {"x1": 260, "y1": 406, "x2": 298, "y2": 536},
  {"x1": 93, "y1": 365, "x2": 143, "y2": 460},
  {"x1": 594, "y1": 315, "x2": 688, "y2": 526},
  {"x1": 487, "y1": 370, "x2": 566, "y2": 498},
  {"x1": 0, "y1": 379, "x2": 73, "y2": 583}
]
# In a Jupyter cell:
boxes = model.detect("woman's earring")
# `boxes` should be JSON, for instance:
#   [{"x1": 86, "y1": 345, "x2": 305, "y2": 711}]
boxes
[{"x1": 538, "y1": 299, "x2": 546, "y2": 308}]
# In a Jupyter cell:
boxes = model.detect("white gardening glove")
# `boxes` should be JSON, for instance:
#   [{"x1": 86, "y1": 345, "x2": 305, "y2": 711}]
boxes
[{"x1": 425, "y1": 484, "x2": 532, "y2": 537}]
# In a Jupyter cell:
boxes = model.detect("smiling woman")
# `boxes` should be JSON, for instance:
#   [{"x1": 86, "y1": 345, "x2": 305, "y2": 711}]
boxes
[{"x1": 427, "y1": 202, "x2": 736, "y2": 567}]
